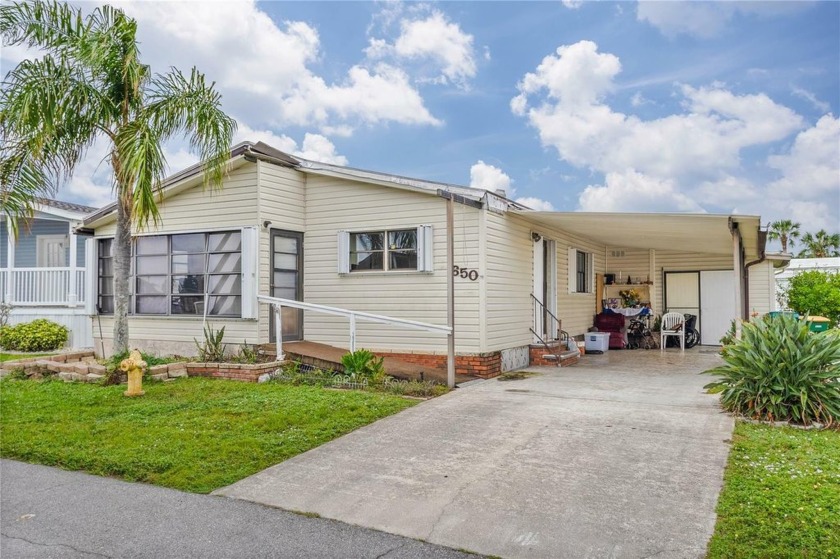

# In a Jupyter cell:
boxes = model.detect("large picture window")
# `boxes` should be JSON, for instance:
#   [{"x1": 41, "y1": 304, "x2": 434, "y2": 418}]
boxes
[{"x1": 97, "y1": 231, "x2": 242, "y2": 317}]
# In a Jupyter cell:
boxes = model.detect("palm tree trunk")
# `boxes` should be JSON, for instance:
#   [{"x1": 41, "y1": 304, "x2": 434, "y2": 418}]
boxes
[{"x1": 112, "y1": 192, "x2": 132, "y2": 355}]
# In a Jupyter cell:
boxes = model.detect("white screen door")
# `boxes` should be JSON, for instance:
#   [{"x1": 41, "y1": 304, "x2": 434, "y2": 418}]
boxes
[{"x1": 700, "y1": 270, "x2": 736, "y2": 345}]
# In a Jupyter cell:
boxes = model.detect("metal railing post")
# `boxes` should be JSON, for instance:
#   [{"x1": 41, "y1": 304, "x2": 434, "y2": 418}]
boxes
[
  {"x1": 274, "y1": 304, "x2": 284, "y2": 360},
  {"x1": 349, "y1": 313, "x2": 356, "y2": 353}
]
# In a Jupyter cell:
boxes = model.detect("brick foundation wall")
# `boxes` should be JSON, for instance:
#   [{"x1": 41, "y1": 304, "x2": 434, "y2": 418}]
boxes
[
  {"x1": 529, "y1": 343, "x2": 580, "y2": 368},
  {"x1": 185, "y1": 362, "x2": 283, "y2": 382},
  {"x1": 373, "y1": 351, "x2": 502, "y2": 379}
]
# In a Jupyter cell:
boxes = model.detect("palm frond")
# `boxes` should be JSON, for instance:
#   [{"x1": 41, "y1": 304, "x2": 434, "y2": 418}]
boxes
[
  {"x1": 0, "y1": 0, "x2": 85, "y2": 54},
  {"x1": 114, "y1": 119, "x2": 167, "y2": 228},
  {"x1": 145, "y1": 67, "x2": 237, "y2": 188}
]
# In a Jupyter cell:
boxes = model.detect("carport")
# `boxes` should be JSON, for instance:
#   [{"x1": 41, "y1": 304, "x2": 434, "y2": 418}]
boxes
[{"x1": 515, "y1": 212, "x2": 767, "y2": 342}]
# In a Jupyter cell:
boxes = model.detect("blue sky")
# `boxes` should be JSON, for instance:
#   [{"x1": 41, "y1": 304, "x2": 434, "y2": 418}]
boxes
[{"x1": 3, "y1": 1, "x2": 839, "y2": 241}]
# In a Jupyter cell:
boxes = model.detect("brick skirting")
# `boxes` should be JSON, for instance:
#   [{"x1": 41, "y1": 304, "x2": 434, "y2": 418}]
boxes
[
  {"x1": 185, "y1": 362, "x2": 284, "y2": 382},
  {"x1": 373, "y1": 351, "x2": 502, "y2": 379},
  {"x1": 529, "y1": 343, "x2": 580, "y2": 367}
]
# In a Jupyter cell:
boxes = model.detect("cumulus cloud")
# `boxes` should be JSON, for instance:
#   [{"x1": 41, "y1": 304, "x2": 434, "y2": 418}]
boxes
[
  {"x1": 561, "y1": 0, "x2": 584, "y2": 10},
  {"x1": 366, "y1": 9, "x2": 478, "y2": 88},
  {"x1": 114, "y1": 0, "x2": 441, "y2": 134},
  {"x1": 636, "y1": 1, "x2": 810, "y2": 39},
  {"x1": 511, "y1": 40, "x2": 816, "y2": 219},
  {"x1": 516, "y1": 197, "x2": 555, "y2": 211},
  {"x1": 579, "y1": 170, "x2": 705, "y2": 213},
  {"x1": 469, "y1": 161, "x2": 513, "y2": 195},
  {"x1": 766, "y1": 115, "x2": 840, "y2": 230},
  {"x1": 235, "y1": 122, "x2": 348, "y2": 165}
]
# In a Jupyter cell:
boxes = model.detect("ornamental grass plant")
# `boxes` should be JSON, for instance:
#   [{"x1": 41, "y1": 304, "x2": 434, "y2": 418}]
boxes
[{"x1": 704, "y1": 314, "x2": 840, "y2": 427}]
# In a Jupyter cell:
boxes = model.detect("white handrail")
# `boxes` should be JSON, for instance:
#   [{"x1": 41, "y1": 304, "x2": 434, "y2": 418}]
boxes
[{"x1": 257, "y1": 295, "x2": 451, "y2": 361}]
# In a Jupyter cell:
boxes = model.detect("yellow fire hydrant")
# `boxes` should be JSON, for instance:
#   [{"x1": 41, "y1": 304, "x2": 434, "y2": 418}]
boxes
[{"x1": 120, "y1": 349, "x2": 147, "y2": 397}]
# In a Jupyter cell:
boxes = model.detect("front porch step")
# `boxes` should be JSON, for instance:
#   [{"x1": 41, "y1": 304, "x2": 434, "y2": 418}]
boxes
[{"x1": 259, "y1": 341, "x2": 475, "y2": 384}]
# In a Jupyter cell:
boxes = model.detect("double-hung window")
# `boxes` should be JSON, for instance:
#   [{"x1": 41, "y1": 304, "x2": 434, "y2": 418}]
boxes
[
  {"x1": 569, "y1": 248, "x2": 594, "y2": 294},
  {"x1": 97, "y1": 230, "x2": 243, "y2": 317}
]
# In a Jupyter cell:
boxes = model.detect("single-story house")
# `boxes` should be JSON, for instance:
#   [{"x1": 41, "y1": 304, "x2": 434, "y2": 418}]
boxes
[
  {"x1": 1, "y1": 198, "x2": 95, "y2": 347},
  {"x1": 80, "y1": 142, "x2": 783, "y2": 375}
]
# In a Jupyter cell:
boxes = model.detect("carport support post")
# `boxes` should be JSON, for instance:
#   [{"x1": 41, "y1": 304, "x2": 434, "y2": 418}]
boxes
[
  {"x1": 446, "y1": 194, "x2": 455, "y2": 389},
  {"x1": 732, "y1": 224, "x2": 743, "y2": 340}
]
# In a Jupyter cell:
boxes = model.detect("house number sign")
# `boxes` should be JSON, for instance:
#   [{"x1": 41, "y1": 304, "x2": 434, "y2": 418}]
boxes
[{"x1": 453, "y1": 265, "x2": 479, "y2": 281}]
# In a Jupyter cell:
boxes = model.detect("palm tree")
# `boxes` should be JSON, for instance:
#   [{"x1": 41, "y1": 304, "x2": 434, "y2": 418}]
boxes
[
  {"x1": 767, "y1": 219, "x2": 801, "y2": 253},
  {"x1": 798, "y1": 230, "x2": 840, "y2": 258},
  {"x1": 1, "y1": 1, "x2": 236, "y2": 354}
]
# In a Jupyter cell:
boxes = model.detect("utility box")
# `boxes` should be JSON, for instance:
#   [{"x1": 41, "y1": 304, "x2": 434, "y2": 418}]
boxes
[{"x1": 585, "y1": 332, "x2": 610, "y2": 353}]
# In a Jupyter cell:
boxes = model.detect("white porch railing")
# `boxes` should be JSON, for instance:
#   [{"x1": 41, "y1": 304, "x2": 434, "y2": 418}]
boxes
[
  {"x1": 257, "y1": 294, "x2": 451, "y2": 365},
  {"x1": 0, "y1": 268, "x2": 86, "y2": 307}
]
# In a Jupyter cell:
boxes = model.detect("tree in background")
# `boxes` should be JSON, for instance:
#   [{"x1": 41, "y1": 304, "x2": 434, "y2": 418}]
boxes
[
  {"x1": 1, "y1": 1, "x2": 235, "y2": 354},
  {"x1": 798, "y1": 230, "x2": 840, "y2": 258},
  {"x1": 783, "y1": 270, "x2": 840, "y2": 326},
  {"x1": 767, "y1": 219, "x2": 801, "y2": 254}
]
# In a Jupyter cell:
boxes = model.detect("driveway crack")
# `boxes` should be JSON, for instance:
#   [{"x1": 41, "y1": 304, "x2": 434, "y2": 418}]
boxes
[
  {"x1": 374, "y1": 541, "x2": 406, "y2": 558},
  {"x1": 1, "y1": 532, "x2": 113, "y2": 558}
]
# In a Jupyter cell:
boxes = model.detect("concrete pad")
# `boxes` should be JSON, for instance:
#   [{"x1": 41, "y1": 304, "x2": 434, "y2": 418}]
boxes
[{"x1": 216, "y1": 349, "x2": 733, "y2": 559}]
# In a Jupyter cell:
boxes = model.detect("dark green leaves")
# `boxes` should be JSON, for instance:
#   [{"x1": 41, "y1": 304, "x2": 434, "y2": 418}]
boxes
[{"x1": 704, "y1": 314, "x2": 840, "y2": 426}]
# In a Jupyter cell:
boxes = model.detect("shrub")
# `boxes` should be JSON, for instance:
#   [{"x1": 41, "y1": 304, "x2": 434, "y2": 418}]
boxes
[
  {"x1": 194, "y1": 324, "x2": 226, "y2": 362},
  {"x1": 340, "y1": 349, "x2": 385, "y2": 382},
  {"x1": 704, "y1": 314, "x2": 840, "y2": 426},
  {"x1": 0, "y1": 319, "x2": 68, "y2": 351},
  {"x1": 783, "y1": 270, "x2": 840, "y2": 326}
]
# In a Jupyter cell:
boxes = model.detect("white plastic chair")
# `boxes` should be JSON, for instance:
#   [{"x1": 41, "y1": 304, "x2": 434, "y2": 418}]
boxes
[{"x1": 660, "y1": 312, "x2": 685, "y2": 351}]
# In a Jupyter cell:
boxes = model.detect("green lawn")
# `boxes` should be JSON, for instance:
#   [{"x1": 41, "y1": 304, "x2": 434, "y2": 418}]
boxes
[
  {"x1": 0, "y1": 377, "x2": 417, "y2": 493},
  {"x1": 0, "y1": 352, "x2": 54, "y2": 362},
  {"x1": 707, "y1": 422, "x2": 840, "y2": 559}
]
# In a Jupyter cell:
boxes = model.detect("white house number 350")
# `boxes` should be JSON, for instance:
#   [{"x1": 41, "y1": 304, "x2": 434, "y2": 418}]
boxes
[{"x1": 453, "y1": 266, "x2": 479, "y2": 281}]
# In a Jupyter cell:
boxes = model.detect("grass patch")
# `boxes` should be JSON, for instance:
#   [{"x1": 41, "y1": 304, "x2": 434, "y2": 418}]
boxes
[
  {"x1": 0, "y1": 352, "x2": 54, "y2": 363},
  {"x1": 0, "y1": 377, "x2": 416, "y2": 493},
  {"x1": 497, "y1": 371, "x2": 538, "y2": 381},
  {"x1": 707, "y1": 422, "x2": 840, "y2": 559}
]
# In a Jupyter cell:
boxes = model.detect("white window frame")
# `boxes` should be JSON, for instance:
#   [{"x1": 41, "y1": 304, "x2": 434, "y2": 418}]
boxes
[
  {"x1": 36, "y1": 234, "x2": 68, "y2": 267},
  {"x1": 338, "y1": 225, "x2": 433, "y2": 274},
  {"x1": 568, "y1": 247, "x2": 594, "y2": 294}
]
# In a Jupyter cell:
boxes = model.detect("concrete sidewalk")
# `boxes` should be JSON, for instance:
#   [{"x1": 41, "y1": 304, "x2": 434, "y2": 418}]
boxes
[
  {"x1": 0, "y1": 460, "x2": 480, "y2": 559},
  {"x1": 217, "y1": 349, "x2": 734, "y2": 559}
]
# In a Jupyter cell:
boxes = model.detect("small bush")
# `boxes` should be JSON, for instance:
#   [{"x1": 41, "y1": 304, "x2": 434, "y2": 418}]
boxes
[
  {"x1": 194, "y1": 324, "x2": 226, "y2": 362},
  {"x1": 783, "y1": 270, "x2": 840, "y2": 326},
  {"x1": 704, "y1": 314, "x2": 840, "y2": 426},
  {"x1": 0, "y1": 319, "x2": 68, "y2": 351},
  {"x1": 341, "y1": 349, "x2": 385, "y2": 382}
]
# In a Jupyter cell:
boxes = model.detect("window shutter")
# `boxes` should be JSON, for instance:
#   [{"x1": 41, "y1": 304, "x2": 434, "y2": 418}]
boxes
[
  {"x1": 588, "y1": 253, "x2": 595, "y2": 294},
  {"x1": 241, "y1": 226, "x2": 258, "y2": 319},
  {"x1": 568, "y1": 247, "x2": 576, "y2": 294},
  {"x1": 416, "y1": 225, "x2": 434, "y2": 272},
  {"x1": 84, "y1": 238, "x2": 97, "y2": 315},
  {"x1": 337, "y1": 231, "x2": 350, "y2": 274}
]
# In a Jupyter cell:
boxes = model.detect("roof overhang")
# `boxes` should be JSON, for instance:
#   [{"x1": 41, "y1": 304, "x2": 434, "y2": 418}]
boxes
[{"x1": 512, "y1": 211, "x2": 764, "y2": 261}]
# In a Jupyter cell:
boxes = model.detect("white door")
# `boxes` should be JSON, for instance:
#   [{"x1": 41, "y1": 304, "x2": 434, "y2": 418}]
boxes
[
  {"x1": 37, "y1": 235, "x2": 67, "y2": 267},
  {"x1": 665, "y1": 272, "x2": 700, "y2": 333},
  {"x1": 700, "y1": 270, "x2": 736, "y2": 346}
]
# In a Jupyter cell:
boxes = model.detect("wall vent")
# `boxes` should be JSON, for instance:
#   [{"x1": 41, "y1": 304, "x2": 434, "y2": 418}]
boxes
[{"x1": 610, "y1": 250, "x2": 626, "y2": 258}]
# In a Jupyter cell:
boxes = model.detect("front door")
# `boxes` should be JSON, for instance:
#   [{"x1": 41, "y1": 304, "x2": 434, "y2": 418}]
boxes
[{"x1": 270, "y1": 230, "x2": 303, "y2": 342}]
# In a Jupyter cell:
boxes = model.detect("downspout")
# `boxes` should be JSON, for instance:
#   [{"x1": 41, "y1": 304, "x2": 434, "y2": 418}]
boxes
[
  {"x1": 728, "y1": 218, "x2": 744, "y2": 338},
  {"x1": 744, "y1": 229, "x2": 769, "y2": 319}
]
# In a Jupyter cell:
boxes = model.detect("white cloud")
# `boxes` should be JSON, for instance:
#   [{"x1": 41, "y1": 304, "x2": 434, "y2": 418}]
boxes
[
  {"x1": 115, "y1": 0, "x2": 441, "y2": 134},
  {"x1": 766, "y1": 115, "x2": 840, "y2": 229},
  {"x1": 469, "y1": 161, "x2": 513, "y2": 195},
  {"x1": 630, "y1": 92, "x2": 649, "y2": 107},
  {"x1": 234, "y1": 122, "x2": 348, "y2": 165},
  {"x1": 516, "y1": 197, "x2": 555, "y2": 211},
  {"x1": 636, "y1": 1, "x2": 810, "y2": 39},
  {"x1": 561, "y1": 0, "x2": 584, "y2": 10},
  {"x1": 366, "y1": 9, "x2": 478, "y2": 88},
  {"x1": 791, "y1": 86, "x2": 831, "y2": 113},
  {"x1": 578, "y1": 170, "x2": 705, "y2": 213},
  {"x1": 512, "y1": 40, "x2": 809, "y2": 215}
]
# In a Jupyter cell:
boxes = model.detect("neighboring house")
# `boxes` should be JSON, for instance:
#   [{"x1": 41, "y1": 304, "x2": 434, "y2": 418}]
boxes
[
  {"x1": 1, "y1": 198, "x2": 96, "y2": 347},
  {"x1": 776, "y1": 257, "x2": 840, "y2": 309},
  {"x1": 81, "y1": 142, "x2": 780, "y2": 374}
]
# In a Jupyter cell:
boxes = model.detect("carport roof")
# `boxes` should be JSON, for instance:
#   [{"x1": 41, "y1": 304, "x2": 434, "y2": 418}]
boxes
[{"x1": 512, "y1": 211, "x2": 764, "y2": 261}]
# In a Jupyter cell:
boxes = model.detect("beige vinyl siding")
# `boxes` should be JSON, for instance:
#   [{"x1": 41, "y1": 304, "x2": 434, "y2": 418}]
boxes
[
  {"x1": 747, "y1": 260, "x2": 776, "y2": 315},
  {"x1": 484, "y1": 212, "x2": 607, "y2": 348},
  {"x1": 92, "y1": 316, "x2": 257, "y2": 357},
  {"x1": 90, "y1": 163, "x2": 261, "y2": 356},
  {"x1": 303, "y1": 175, "x2": 481, "y2": 353},
  {"x1": 257, "y1": 162, "x2": 306, "y2": 342}
]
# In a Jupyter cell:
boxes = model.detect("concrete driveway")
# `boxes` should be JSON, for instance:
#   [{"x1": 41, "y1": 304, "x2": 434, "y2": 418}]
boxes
[{"x1": 216, "y1": 349, "x2": 734, "y2": 559}]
